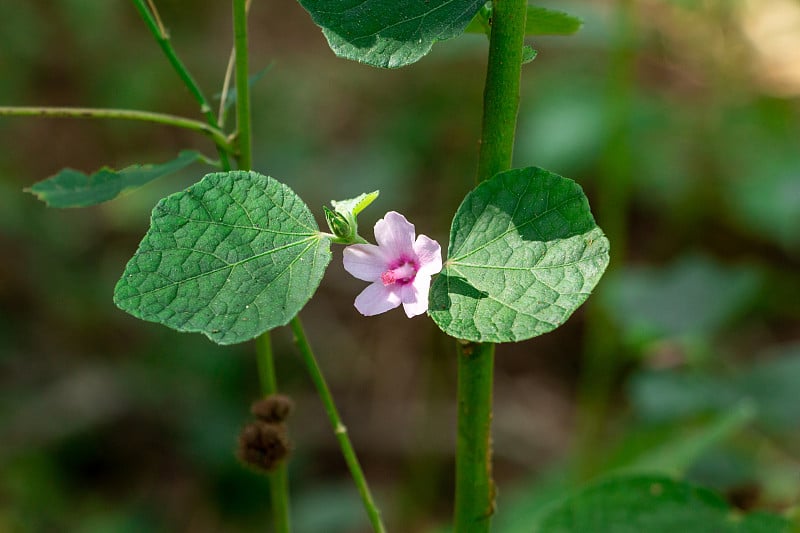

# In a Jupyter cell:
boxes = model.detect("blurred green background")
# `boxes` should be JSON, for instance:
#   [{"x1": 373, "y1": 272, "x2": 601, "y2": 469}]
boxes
[{"x1": 1, "y1": 0, "x2": 798, "y2": 531}]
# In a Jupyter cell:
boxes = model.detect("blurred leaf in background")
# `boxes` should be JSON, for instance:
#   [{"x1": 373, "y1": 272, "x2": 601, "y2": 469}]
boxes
[
  {"x1": 2, "y1": 0, "x2": 800, "y2": 531},
  {"x1": 600, "y1": 255, "x2": 762, "y2": 360}
]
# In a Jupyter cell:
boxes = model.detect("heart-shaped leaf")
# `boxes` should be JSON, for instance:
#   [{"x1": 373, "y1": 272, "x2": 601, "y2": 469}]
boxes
[
  {"x1": 25, "y1": 150, "x2": 206, "y2": 208},
  {"x1": 114, "y1": 171, "x2": 331, "y2": 345},
  {"x1": 297, "y1": 0, "x2": 485, "y2": 68},
  {"x1": 429, "y1": 167, "x2": 609, "y2": 343}
]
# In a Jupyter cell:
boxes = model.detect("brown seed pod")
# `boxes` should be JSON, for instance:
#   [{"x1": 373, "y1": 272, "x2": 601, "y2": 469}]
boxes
[
  {"x1": 237, "y1": 421, "x2": 291, "y2": 472},
  {"x1": 251, "y1": 394, "x2": 294, "y2": 424}
]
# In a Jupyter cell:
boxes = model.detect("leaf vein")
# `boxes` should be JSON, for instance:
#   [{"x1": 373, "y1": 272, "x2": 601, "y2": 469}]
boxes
[
  {"x1": 120, "y1": 236, "x2": 317, "y2": 299},
  {"x1": 451, "y1": 193, "x2": 580, "y2": 262}
]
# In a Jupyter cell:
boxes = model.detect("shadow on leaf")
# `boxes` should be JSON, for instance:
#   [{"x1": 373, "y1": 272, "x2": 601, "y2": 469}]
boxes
[
  {"x1": 496, "y1": 167, "x2": 597, "y2": 244},
  {"x1": 430, "y1": 273, "x2": 488, "y2": 312}
]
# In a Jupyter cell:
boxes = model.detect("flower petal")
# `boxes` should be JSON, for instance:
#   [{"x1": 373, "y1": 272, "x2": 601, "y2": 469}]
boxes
[
  {"x1": 374, "y1": 211, "x2": 415, "y2": 259},
  {"x1": 413, "y1": 234, "x2": 442, "y2": 276},
  {"x1": 343, "y1": 244, "x2": 388, "y2": 282},
  {"x1": 399, "y1": 275, "x2": 432, "y2": 318},
  {"x1": 354, "y1": 282, "x2": 402, "y2": 316}
]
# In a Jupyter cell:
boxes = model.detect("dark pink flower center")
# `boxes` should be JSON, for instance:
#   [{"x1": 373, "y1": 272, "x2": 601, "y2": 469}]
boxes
[{"x1": 381, "y1": 258, "x2": 418, "y2": 287}]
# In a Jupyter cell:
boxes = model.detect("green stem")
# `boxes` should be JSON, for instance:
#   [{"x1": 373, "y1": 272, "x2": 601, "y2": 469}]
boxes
[
  {"x1": 255, "y1": 333, "x2": 291, "y2": 533},
  {"x1": 229, "y1": 1, "x2": 287, "y2": 528},
  {"x1": 255, "y1": 333, "x2": 278, "y2": 394},
  {"x1": 0, "y1": 105, "x2": 231, "y2": 151},
  {"x1": 476, "y1": 0, "x2": 528, "y2": 183},
  {"x1": 131, "y1": 0, "x2": 232, "y2": 170},
  {"x1": 233, "y1": 0, "x2": 252, "y2": 170},
  {"x1": 454, "y1": 342, "x2": 496, "y2": 531},
  {"x1": 454, "y1": 0, "x2": 527, "y2": 531},
  {"x1": 228, "y1": 2, "x2": 287, "y2": 528},
  {"x1": 289, "y1": 317, "x2": 386, "y2": 533},
  {"x1": 219, "y1": 0, "x2": 252, "y2": 128}
]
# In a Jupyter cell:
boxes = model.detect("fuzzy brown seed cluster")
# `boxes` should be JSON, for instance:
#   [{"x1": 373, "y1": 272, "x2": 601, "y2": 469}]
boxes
[
  {"x1": 237, "y1": 394, "x2": 294, "y2": 472},
  {"x1": 251, "y1": 393, "x2": 293, "y2": 423}
]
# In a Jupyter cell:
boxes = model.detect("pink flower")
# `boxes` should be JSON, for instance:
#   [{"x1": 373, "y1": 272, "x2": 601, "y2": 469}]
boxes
[{"x1": 343, "y1": 211, "x2": 442, "y2": 317}]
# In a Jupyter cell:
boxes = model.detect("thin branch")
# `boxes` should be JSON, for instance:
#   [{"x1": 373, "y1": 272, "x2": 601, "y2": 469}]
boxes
[
  {"x1": 0, "y1": 105, "x2": 231, "y2": 150},
  {"x1": 131, "y1": 0, "x2": 232, "y2": 170},
  {"x1": 289, "y1": 317, "x2": 386, "y2": 533},
  {"x1": 219, "y1": 49, "x2": 236, "y2": 128},
  {"x1": 219, "y1": 0, "x2": 252, "y2": 127},
  {"x1": 145, "y1": 0, "x2": 168, "y2": 38}
]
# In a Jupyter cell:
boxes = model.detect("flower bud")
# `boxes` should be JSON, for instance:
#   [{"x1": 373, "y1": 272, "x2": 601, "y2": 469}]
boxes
[{"x1": 324, "y1": 206, "x2": 354, "y2": 240}]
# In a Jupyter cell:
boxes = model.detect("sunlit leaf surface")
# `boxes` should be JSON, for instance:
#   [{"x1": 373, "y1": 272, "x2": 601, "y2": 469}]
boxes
[
  {"x1": 114, "y1": 171, "x2": 331, "y2": 344},
  {"x1": 430, "y1": 167, "x2": 609, "y2": 342}
]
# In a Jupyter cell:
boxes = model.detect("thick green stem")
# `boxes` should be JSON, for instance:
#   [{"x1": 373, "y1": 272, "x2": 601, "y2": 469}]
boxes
[
  {"x1": 233, "y1": 0, "x2": 252, "y2": 170},
  {"x1": 454, "y1": 0, "x2": 527, "y2": 531},
  {"x1": 454, "y1": 342, "x2": 496, "y2": 531},
  {"x1": 0, "y1": 106, "x2": 231, "y2": 151},
  {"x1": 254, "y1": 333, "x2": 291, "y2": 533},
  {"x1": 289, "y1": 317, "x2": 386, "y2": 533},
  {"x1": 131, "y1": 0, "x2": 232, "y2": 170},
  {"x1": 476, "y1": 0, "x2": 528, "y2": 182}
]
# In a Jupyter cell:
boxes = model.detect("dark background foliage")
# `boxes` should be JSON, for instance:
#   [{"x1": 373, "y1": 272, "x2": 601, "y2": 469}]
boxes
[{"x1": 1, "y1": 1, "x2": 798, "y2": 531}]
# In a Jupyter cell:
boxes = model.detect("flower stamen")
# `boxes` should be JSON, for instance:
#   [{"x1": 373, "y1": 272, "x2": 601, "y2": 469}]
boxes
[
  {"x1": 381, "y1": 261, "x2": 417, "y2": 286},
  {"x1": 381, "y1": 270, "x2": 397, "y2": 286}
]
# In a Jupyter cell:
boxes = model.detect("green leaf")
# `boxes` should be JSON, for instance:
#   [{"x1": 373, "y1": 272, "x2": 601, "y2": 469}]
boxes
[
  {"x1": 629, "y1": 370, "x2": 740, "y2": 422},
  {"x1": 331, "y1": 190, "x2": 379, "y2": 219},
  {"x1": 601, "y1": 255, "x2": 761, "y2": 348},
  {"x1": 608, "y1": 402, "x2": 756, "y2": 477},
  {"x1": 464, "y1": 4, "x2": 492, "y2": 36},
  {"x1": 113, "y1": 171, "x2": 331, "y2": 345},
  {"x1": 466, "y1": 5, "x2": 583, "y2": 37},
  {"x1": 525, "y1": 6, "x2": 583, "y2": 35},
  {"x1": 429, "y1": 167, "x2": 609, "y2": 343},
  {"x1": 25, "y1": 150, "x2": 206, "y2": 208},
  {"x1": 631, "y1": 344, "x2": 800, "y2": 432},
  {"x1": 727, "y1": 151, "x2": 800, "y2": 253},
  {"x1": 536, "y1": 475, "x2": 792, "y2": 533},
  {"x1": 297, "y1": 0, "x2": 486, "y2": 68},
  {"x1": 522, "y1": 45, "x2": 538, "y2": 64}
]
